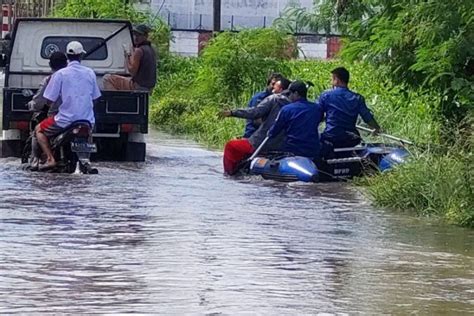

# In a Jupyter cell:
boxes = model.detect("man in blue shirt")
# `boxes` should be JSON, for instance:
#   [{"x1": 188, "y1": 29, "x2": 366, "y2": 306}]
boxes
[
  {"x1": 267, "y1": 81, "x2": 320, "y2": 158},
  {"x1": 317, "y1": 67, "x2": 381, "y2": 153},
  {"x1": 243, "y1": 72, "x2": 283, "y2": 138}
]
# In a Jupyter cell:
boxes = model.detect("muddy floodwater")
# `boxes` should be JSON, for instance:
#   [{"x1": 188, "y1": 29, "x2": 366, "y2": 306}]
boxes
[{"x1": 0, "y1": 128, "x2": 473, "y2": 314}]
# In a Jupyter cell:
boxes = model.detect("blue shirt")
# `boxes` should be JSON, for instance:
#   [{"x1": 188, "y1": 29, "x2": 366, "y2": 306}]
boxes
[
  {"x1": 268, "y1": 99, "x2": 320, "y2": 158},
  {"x1": 243, "y1": 90, "x2": 271, "y2": 138},
  {"x1": 44, "y1": 61, "x2": 101, "y2": 128},
  {"x1": 317, "y1": 87, "x2": 374, "y2": 139}
]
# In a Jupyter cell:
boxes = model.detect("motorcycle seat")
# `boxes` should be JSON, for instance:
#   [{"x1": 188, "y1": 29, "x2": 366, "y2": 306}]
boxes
[{"x1": 51, "y1": 120, "x2": 92, "y2": 147}]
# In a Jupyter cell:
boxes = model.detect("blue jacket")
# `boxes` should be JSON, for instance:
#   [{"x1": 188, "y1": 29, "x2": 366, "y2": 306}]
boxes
[
  {"x1": 268, "y1": 99, "x2": 320, "y2": 158},
  {"x1": 316, "y1": 87, "x2": 375, "y2": 139},
  {"x1": 243, "y1": 90, "x2": 271, "y2": 138}
]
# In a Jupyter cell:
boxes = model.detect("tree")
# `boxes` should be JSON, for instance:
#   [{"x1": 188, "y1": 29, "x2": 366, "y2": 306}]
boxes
[{"x1": 275, "y1": 0, "x2": 474, "y2": 121}]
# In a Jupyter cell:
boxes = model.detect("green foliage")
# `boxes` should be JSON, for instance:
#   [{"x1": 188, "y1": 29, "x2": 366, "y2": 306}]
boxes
[
  {"x1": 364, "y1": 127, "x2": 474, "y2": 227},
  {"x1": 153, "y1": 55, "x2": 441, "y2": 146},
  {"x1": 276, "y1": 0, "x2": 474, "y2": 121},
  {"x1": 53, "y1": 0, "x2": 171, "y2": 57},
  {"x1": 54, "y1": 0, "x2": 132, "y2": 18},
  {"x1": 154, "y1": 55, "x2": 200, "y2": 99},
  {"x1": 194, "y1": 29, "x2": 295, "y2": 104},
  {"x1": 151, "y1": 96, "x2": 242, "y2": 148}
]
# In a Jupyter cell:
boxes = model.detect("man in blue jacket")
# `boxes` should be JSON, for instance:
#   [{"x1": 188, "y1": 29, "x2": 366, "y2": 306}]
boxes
[
  {"x1": 317, "y1": 67, "x2": 381, "y2": 154},
  {"x1": 243, "y1": 72, "x2": 283, "y2": 138},
  {"x1": 267, "y1": 81, "x2": 320, "y2": 159}
]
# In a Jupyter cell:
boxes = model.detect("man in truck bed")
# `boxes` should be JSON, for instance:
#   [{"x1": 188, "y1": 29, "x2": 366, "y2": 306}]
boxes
[{"x1": 103, "y1": 24, "x2": 157, "y2": 93}]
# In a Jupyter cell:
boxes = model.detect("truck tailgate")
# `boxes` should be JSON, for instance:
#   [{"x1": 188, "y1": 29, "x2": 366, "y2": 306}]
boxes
[{"x1": 2, "y1": 88, "x2": 149, "y2": 133}]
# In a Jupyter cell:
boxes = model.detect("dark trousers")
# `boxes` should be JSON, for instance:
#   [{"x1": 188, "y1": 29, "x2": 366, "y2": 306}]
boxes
[{"x1": 320, "y1": 131, "x2": 362, "y2": 159}]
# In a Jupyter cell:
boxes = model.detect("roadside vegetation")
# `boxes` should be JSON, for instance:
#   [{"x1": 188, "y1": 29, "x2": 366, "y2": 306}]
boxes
[{"x1": 53, "y1": 0, "x2": 473, "y2": 227}]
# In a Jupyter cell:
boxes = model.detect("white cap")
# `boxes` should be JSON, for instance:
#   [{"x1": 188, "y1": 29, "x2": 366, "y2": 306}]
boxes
[{"x1": 66, "y1": 41, "x2": 86, "y2": 55}]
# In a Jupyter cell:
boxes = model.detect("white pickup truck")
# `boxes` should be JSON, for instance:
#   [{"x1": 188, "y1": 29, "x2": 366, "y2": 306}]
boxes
[{"x1": 0, "y1": 18, "x2": 150, "y2": 161}]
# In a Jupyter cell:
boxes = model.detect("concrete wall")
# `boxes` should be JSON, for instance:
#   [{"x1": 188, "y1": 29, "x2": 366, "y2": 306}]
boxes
[
  {"x1": 152, "y1": 0, "x2": 314, "y2": 30},
  {"x1": 297, "y1": 43, "x2": 327, "y2": 59},
  {"x1": 169, "y1": 30, "x2": 335, "y2": 59},
  {"x1": 170, "y1": 31, "x2": 200, "y2": 56}
]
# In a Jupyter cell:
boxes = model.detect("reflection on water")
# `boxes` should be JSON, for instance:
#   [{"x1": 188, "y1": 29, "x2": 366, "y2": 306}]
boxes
[{"x1": 0, "y1": 130, "x2": 473, "y2": 314}]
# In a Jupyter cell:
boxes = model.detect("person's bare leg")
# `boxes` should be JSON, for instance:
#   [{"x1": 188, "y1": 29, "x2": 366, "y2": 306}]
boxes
[{"x1": 35, "y1": 126, "x2": 56, "y2": 166}]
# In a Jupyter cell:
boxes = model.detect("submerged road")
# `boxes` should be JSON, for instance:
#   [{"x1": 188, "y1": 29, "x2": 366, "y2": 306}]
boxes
[{"x1": 0, "y1": 129, "x2": 473, "y2": 313}]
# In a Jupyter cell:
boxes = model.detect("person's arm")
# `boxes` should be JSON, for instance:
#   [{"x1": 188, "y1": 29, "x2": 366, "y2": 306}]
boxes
[
  {"x1": 91, "y1": 71, "x2": 101, "y2": 101},
  {"x1": 230, "y1": 96, "x2": 274, "y2": 119},
  {"x1": 126, "y1": 47, "x2": 143, "y2": 76},
  {"x1": 28, "y1": 77, "x2": 50, "y2": 111},
  {"x1": 267, "y1": 108, "x2": 289, "y2": 138},
  {"x1": 219, "y1": 96, "x2": 274, "y2": 119},
  {"x1": 366, "y1": 118, "x2": 381, "y2": 133},
  {"x1": 358, "y1": 95, "x2": 381, "y2": 133},
  {"x1": 315, "y1": 93, "x2": 328, "y2": 124}
]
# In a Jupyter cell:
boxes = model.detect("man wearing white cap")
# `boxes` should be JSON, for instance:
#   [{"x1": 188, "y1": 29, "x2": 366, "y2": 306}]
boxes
[{"x1": 35, "y1": 41, "x2": 101, "y2": 170}]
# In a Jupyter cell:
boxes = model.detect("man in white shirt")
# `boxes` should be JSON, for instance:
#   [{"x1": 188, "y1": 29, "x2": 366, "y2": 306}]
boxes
[{"x1": 35, "y1": 41, "x2": 101, "y2": 170}]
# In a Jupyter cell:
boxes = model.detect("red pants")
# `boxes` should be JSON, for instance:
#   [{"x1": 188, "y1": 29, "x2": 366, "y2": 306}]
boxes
[{"x1": 223, "y1": 139, "x2": 254, "y2": 175}]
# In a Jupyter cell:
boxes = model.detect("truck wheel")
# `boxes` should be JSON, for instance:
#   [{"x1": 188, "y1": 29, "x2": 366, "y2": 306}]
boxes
[{"x1": 125, "y1": 141, "x2": 146, "y2": 162}]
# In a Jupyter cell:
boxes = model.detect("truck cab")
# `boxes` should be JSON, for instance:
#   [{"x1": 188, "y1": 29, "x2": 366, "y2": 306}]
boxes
[{"x1": 0, "y1": 18, "x2": 149, "y2": 161}]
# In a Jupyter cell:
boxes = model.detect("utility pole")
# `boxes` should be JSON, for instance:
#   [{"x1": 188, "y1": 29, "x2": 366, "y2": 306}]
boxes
[{"x1": 213, "y1": 0, "x2": 221, "y2": 32}]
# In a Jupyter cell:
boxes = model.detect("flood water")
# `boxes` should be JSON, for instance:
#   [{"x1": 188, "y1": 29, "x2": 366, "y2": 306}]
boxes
[{"x1": 1, "y1": 128, "x2": 473, "y2": 314}]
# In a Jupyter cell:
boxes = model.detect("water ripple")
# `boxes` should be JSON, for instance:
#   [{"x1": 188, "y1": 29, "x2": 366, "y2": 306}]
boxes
[{"x1": 0, "y1": 130, "x2": 473, "y2": 314}]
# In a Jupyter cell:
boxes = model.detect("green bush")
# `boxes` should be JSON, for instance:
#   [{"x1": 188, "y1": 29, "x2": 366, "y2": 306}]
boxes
[
  {"x1": 194, "y1": 29, "x2": 294, "y2": 104},
  {"x1": 151, "y1": 96, "x2": 242, "y2": 148},
  {"x1": 155, "y1": 55, "x2": 200, "y2": 99},
  {"x1": 365, "y1": 149, "x2": 473, "y2": 227}
]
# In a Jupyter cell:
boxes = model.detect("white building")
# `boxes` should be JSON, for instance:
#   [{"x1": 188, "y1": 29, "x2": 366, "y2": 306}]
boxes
[
  {"x1": 148, "y1": 0, "x2": 314, "y2": 30},
  {"x1": 138, "y1": 0, "x2": 340, "y2": 59}
]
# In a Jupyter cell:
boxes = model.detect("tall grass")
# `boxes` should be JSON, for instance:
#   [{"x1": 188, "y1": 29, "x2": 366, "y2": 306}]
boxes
[{"x1": 364, "y1": 145, "x2": 473, "y2": 227}]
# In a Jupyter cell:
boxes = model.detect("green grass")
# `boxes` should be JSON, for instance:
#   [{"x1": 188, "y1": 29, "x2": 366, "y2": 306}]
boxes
[{"x1": 363, "y1": 149, "x2": 473, "y2": 227}]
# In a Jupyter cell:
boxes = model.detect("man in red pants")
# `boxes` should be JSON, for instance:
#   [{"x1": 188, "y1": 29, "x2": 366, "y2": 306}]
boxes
[
  {"x1": 220, "y1": 78, "x2": 291, "y2": 175},
  {"x1": 223, "y1": 138, "x2": 255, "y2": 175}
]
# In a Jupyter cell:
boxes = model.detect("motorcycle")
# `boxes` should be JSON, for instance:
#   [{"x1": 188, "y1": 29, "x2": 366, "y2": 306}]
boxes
[{"x1": 21, "y1": 90, "x2": 98, "y2": 174}]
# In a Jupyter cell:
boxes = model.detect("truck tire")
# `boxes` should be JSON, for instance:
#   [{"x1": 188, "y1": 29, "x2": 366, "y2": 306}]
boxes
[
  {"x1": 124, "y1": 132, "x2": 146, "y2": 162},
  {"x1": 125, "y1": 141, "x2": 146, "y2": 162}
]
